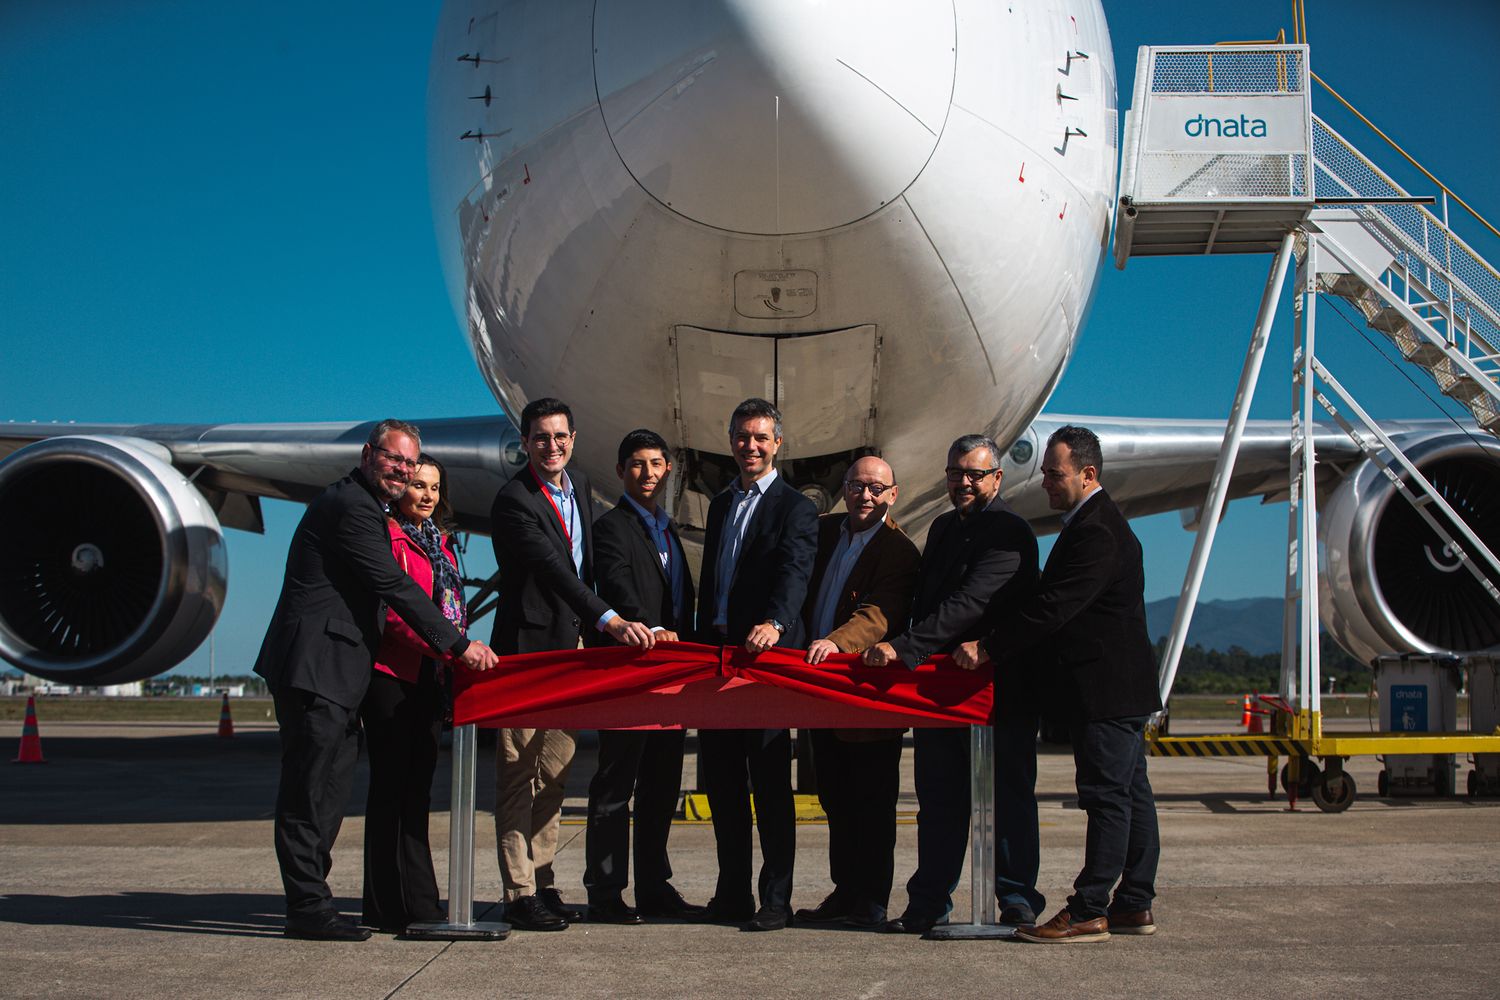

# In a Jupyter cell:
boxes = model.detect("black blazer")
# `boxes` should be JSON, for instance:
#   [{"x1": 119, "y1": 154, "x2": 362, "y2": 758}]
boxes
[
  {"x1": 891, "y1": 496, "x2": 1038, "y2": 667},
  {"x1": 587, "y1": 501, "x2": 697, "y2": 645},
  {"x1": 982, "y1": 489, "x2": 1162, "y2": 722},
  {"x1": 696, "y1": 473, "x2": 818, "y2": 647},
  {"x1": 254, "y1": 469, "x2": 466, "y2": 710},
  {"x1": 490, "y1": 466, "x2": 610, "y2": 655}
]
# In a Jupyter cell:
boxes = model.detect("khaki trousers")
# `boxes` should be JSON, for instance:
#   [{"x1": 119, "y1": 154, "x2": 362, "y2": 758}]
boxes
[{"x1": 495, "y1": 728, "x2": 576, "y2": 900}]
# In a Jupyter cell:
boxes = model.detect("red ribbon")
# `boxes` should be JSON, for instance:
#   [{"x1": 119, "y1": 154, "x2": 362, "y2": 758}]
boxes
[{"x1": 453, "y1": 641, "x2": 992, "y2": 730}]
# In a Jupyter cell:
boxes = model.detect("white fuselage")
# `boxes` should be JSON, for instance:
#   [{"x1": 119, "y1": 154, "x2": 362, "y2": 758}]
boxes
[{"x1": 428, "y1": 0, "x2": 1117, "y2": 528}]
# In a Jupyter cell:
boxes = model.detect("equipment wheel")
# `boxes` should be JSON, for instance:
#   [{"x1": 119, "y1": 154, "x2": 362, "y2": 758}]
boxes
[
  {"x1": 1311, "y1": 769, "x2": 1356, "y2": 813},
  {"x1": 1280, "y1": 758, "x2": 1318, "y2": 796},
  {"x1": 1377, "y1": 769, "x2": 1389, "y2": 797}
]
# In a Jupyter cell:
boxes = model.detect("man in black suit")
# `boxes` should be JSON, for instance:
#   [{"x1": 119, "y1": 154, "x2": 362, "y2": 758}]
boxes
[
  {"x1": 255, "y1": 418, "x2": 499, "y2": 941},
  {"x1": 489, "y1": 398, "x2": 655, "y2": 932},
  {"x1": 863, "y1": 434, "x2": 1039, "y2": 935},
  {"x1": 959, "y1": 425, "x2": 1162, "y2": 943},
  {"x1": 696, "y1": 398, "x2": 818, "y2": 932},
  {"x1": 582, "y1": 429, "x2": 706, "y2": 925}
]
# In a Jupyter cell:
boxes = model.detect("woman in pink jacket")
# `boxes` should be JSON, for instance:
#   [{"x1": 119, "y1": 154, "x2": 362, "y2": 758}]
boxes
[{"x1": 360, "y1": 453, "x2": 467, "y2": 933}]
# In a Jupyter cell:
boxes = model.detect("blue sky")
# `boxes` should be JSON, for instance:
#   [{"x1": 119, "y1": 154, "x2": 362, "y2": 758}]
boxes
[{"x1": 2, "y1": 1, "x2": 1497, "y2": 675}]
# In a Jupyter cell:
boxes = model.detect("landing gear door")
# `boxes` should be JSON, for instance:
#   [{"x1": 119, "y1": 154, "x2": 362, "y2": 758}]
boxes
[
  {"x1": 672, "y1": 327, "x2": 775, "y2": 455},
  {"x1": 775, "y1": 325, "x2": 878, "y2": 459}
]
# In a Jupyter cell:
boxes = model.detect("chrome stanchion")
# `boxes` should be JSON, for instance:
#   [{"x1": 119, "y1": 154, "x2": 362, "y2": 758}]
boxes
[
  {"x1": 926, "y1": 723, "x2": 1012, "y2": 940},
  {"x1": 406, "y1": 724, "x2": 510, "y2": 940}
]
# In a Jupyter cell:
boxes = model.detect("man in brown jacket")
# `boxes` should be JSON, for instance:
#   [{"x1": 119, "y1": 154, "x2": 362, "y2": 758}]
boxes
[{"x1": 794, "y1": 456, "x2": 921, "y2": 928}]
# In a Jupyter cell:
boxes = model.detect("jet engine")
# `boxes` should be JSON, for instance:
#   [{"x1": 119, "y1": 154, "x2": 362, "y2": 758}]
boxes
[
  {"x1": 1320, "y1": 432, "x2": 1500, "y2": 664},
  {"x1": 0, "y1": 436, "x2": 227, "y2": 685}
]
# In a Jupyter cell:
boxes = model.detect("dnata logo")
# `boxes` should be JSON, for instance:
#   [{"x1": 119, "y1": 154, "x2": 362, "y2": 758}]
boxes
[{"x1": 1183, "y1": 113, "x2": 1269, "y2": 139}]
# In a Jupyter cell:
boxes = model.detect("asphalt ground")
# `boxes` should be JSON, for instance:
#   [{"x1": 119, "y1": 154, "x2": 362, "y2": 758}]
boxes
[{"x1": 2, "y1": 718, "x2": 1496, "y2": 999}]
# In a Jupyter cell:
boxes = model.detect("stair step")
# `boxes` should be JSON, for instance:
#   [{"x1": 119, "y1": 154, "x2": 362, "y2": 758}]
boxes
[
  {"x1": 1390, "y1": 328, "x2": 1448, "y2": 366},
  {"x1": 1368, "y1": 306, "x2": 1409, "y2": 334},
  {"x1": 1444, "y1": 373, "x2": 1495, "y2": 405},
  {"x1": 1322, "y1": 273, "x2": 1366, "y2": 298}
]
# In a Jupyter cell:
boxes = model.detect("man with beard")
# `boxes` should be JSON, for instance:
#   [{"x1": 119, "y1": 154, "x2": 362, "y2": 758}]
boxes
[{"x1": 256, "y1": 418, "x2": 499, "y2": 941}]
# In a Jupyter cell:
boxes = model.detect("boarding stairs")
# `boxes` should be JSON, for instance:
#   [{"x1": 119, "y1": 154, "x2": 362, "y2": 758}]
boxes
[{"x1": 1303, "y1": 115, "x2": 1500, "y2": 435}]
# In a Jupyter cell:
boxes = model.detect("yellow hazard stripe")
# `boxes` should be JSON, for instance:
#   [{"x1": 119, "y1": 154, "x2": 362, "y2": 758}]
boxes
[
  {"x1": 1148, "y1": 736, "x2": 1299, "y2": 758},
  {"x1": 681, "y1": 793, "x2": 828, "y2": 822}
]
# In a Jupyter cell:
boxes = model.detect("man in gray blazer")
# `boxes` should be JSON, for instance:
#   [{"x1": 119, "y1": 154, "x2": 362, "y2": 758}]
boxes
[{"x1": 256, "y1": 418, "x2": 497, "y2": 941}]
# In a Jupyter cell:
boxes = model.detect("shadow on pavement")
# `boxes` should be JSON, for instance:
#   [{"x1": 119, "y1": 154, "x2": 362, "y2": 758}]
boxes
[{"x1": 0, "y1": 890, "x2": 316, "y2": 938}]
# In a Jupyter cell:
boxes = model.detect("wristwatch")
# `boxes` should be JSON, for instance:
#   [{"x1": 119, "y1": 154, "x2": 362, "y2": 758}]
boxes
[{"x1": 768, "y1": 619, "x2": 786, "y2": 634}]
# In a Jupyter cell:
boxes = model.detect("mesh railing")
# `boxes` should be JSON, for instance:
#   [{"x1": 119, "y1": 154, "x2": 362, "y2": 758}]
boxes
[
  {"x1": 1313, "y1": 114, "x2": 1500, "y2": 377},
  {"x1": 1133, "y1": 46, "x2": 1311, "y2": 202}
]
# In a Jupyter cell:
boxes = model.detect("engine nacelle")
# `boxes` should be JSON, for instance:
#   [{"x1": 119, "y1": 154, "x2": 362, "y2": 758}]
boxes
[
  {"x1": 0, "y1": 436, "x2": 227, "y2": 685},
  {"x1": 1320, "y1": 433, "x2": 1500, "y2": 664}
]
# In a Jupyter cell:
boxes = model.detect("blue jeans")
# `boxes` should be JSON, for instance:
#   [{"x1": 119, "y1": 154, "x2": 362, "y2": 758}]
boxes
[{"x1": 1066, "y1": 716, "x2": 1160, "y2": 919}]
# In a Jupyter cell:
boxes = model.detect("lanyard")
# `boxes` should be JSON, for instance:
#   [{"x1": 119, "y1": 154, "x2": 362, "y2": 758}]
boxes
[{"x1": 530, "y1": 465, "x2": 574, "y2": 546}]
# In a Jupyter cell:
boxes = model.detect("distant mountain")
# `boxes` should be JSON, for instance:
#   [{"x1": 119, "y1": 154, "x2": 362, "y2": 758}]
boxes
[{"x1": 1145, "y1": 597, "x2": 1286, "y2": 655}]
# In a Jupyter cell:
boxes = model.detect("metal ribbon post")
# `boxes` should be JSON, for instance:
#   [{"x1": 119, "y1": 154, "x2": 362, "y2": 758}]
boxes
[
  {"x1": 406, "y1": 724, "x2": 510, "y2": 941},
  {"x1": 926, "y1": 723, "x2": 1011, "y2": 940}
]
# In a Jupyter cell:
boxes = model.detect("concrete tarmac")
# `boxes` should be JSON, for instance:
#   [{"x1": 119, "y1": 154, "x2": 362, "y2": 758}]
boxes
[{"x1": 2, "y1": 718, "x2": 1497, "y2": 999}]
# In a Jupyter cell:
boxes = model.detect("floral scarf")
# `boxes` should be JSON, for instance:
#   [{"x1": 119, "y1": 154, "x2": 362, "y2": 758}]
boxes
[{"x1": 397, "y1": 516, "x2": 468, "y2": 635}]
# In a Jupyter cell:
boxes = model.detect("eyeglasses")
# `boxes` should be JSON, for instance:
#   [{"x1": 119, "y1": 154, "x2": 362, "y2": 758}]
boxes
[
  {"x1": 844, "y1": 480, "x2": 894, "y2": 498},
  {"x1": 372, "y1": 445, "x2": 418, "y2": 471},
  {"x1": 945, "y1": 466, "x2": 998, "y2": 484}
]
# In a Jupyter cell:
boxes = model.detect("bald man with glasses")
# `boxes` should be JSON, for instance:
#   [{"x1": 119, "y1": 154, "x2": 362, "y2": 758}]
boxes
[
  {"x1": 794, "y1": 456, "x2": 921, "y2": 930},
  {"x1": 863, "y1": 434, "x2": 1039, "y2": 935}
]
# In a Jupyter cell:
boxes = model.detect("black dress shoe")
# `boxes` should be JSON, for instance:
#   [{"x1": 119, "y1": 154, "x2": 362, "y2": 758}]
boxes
[
  {"x1": 842, "y1": 902, "x2": 888, "y2": 928},
  {"x1": 636, "y1": 885, "x2": 707, "y2": 920},
  {"x1": 506, "y1": 894, "x2": 568, "y2": 931},
  {"x1": 793, "y1": 893, "x2": 850, "y2": 924},
  {"x1": 702, "y1": 897, "x2": 755, "y2": 924},
  {"x1": 285, "y1": 910, "x2": 372, "y2": 941},
  {"x1": 742, "y1": 906, "x2": 791, "y2": 932},
  {"x1": 588, "y1": 896, "x2": 644, "y2": 925},
  {"x1": 537, "y1": 887, "x2": 585, "y2": 922},
  {"x1": 881, "y1": 911, "x2": 940, "y2": 935},
  {"x1": 1000, "y1": 905, "x2": 1037, "y2": 927}
]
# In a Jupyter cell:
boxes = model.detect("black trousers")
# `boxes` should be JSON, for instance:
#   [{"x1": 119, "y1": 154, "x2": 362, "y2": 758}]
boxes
[
  {"x1": 359, "y1": 668, "x2": 444, "y2": 928},
  {"x1": 271, "y1": 685, "x2": 362, "y2": 917},
  {"x1": 904, "y1": 726, "x2": 969, "y2": 920},
  {"x1": 1066, "y1": 715, "x2": 1160, "y2": 920},
  {"x1": 809, "y1": 729, "x2": 902, "y2": 917},
  {"x1": 583, "y1": 729, "x2": 686, "y2": 901},
  {"x1": 699, "y1": 727, "x2": 796, "y2": 912}
]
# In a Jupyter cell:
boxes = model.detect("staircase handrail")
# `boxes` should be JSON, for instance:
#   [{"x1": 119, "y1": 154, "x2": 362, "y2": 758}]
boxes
[
  {"x1": 1310, "y1": 70, "x2": 1500, "y2": 242},
  {"x1": 1312, "y1": 114, "x2": 1500, "y2": 357}
]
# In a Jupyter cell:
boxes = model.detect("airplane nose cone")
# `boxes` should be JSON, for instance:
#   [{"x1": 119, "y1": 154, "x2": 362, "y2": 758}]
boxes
[{"x1": 594, "y1": 0, "x2": 955, "y2": 236}]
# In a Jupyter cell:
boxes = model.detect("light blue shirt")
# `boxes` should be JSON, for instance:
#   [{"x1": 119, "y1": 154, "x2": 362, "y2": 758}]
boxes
[
  {"x1": 810, "y1": 515, "x2": 885, "y2": 641},
  {"x1": 713, "y1": 468, "x2": 779, "y2": 628},
  {"x1": 540, "y1": 471, "x2": 616, "y2": 631},
  {"x1": 622, "y1": 493, "x2": 686, "y2": 628}
]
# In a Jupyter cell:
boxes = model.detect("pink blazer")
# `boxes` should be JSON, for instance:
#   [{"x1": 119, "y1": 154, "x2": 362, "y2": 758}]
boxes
[{"x1": 374, "y1": 520, "x2": 462, "y2": 684}]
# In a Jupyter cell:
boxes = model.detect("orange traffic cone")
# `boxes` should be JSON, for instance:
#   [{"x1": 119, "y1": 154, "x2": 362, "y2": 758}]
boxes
[
  {"x1": 1240, "y1": 693, "x2": 1253, "y2": 728},
  {"x1": 14, "y1": 695, "x2": 45, "y2": 763},
  {"x1": 217, "y1": 692, "x2": 234, "y2": 739},
  {"x1": 1247, "y1": 691, "x2": 1265, "y2": 734}
]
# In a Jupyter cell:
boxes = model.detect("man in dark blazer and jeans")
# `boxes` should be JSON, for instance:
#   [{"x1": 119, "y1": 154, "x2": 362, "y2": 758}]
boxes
[
  {"x1": 489, "y1": 398, "x2": 655, "y2": 932},
  {"x1": 583, "y1": 429, "x2": 706, "y2": 924},
  {"x1": 255, "y1": 418, "x2": 499, "y2": 941},
  {"x1": 863, "y1": 433, "x2": 1039, "y2": 935},
  {"x1": 959, "y1": 424, "x2": 1162, "y2": 943},
  {"x1": 696, "y1": 398, "x2": 818, "y2": 932}
]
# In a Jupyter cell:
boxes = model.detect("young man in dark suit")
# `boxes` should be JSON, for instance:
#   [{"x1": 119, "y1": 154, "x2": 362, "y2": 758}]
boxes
[
  {"x1": 863, "y1": 434, "x2": 1039, "y2": 935},
  {"x1": 582, "y1": 429, "x2": 706, "y2": 924},
  {"x1": 794, "y1": 456, "x2": 921, "y2": 930},
  {"x1": 696, "y1": 397, "x2": 818, "y2": 932},
  {"x1": 960, "y1": 425, "x2": 1162, "y2": 943},
  {"x1": 255, "y1": 418, "x2": 499, "y2": 941},
  {"x1": 489, "y1": 398, "x2": 655, "y2": 932}
]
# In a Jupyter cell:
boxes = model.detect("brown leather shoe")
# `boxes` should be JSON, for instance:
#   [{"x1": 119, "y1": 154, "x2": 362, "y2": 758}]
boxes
[
  {"x1": 1107, "y1": 908, "x2": 1156, "y2": 935},
  {"x1": 1015, "y1": 909, "x2": 1110, "y2": 943}
]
